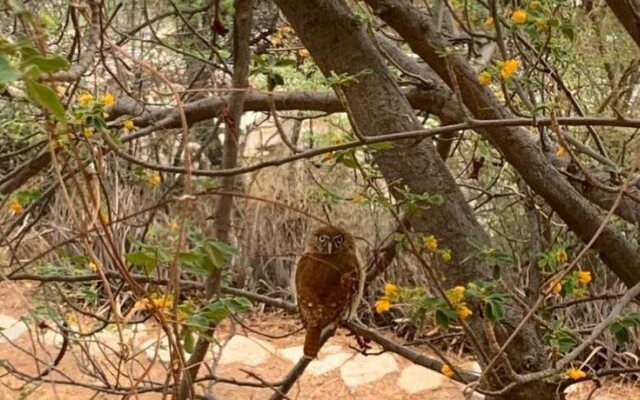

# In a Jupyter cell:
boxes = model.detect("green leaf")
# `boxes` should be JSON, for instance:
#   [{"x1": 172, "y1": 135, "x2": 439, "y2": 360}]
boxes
[
  {"x1": 486, "y1": 300, "x2": 505, "y2": 321},
  {"x1": 0, "y1": 54, "x2": 19, "y2": 83},
  {"x1": 25, "y1": 80, "x2": 66, "y2": 122},
  {"x1": 187, "y1": 314, "x2": 210, "y2": 332},
  {"x1": 22, "y1": 54, "x2": 69, "y2": 74},
  {"x1": 125, "y1": 250, "x2": 158, "y2": 274},
  {"x1": 220, "y1": 296, "x2": 251, "y2": 313},
  {"x1": 183, "y1": 329, "x2": 195, "y2": 353},
  {"x1": 613, "y1": 326, "x2": 630, "y2": 345},
  {"x1": 210, "y1": 240, "x2": 239, "y2": 257},
  {"x1": 275, "y1": 59, "x2": 297, "y2": 67},
  {"x1": 366, "y1": 141, "x2": 394, "y2": 151},
  {"x1": 434, "y1": 308, "x2": 451, "y2": 328},
  {"x1": 201, "y1": 302, "x2": 230, "y2": 323},
  {"x1": 205, "y1": 244, "x2": 225, "y2": 269}
]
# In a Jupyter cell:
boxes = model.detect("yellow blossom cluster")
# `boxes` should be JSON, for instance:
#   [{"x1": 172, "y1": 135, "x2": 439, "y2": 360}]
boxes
[
  {"x1": 566, "y1": 368, "x2": 586, "y2": 380},
  {"x1": 441, "y1": 248, "x2": 452, "y2": 263},
  {"x1": 134, "y1": 293, "x2": 175, "y2": 312},
  {"x1": 446, "y1": 286, "x2": 466, "y2": 305},
  {"x1": 511, "y1": 9, "x2": 528, "y2": 24},
  {"x1": 101, "y1": 93, "x2": 115, "y2": 107},
  {"x1": 375, "y1": 282, "x2": 398, "y2": 314},
  {"x1": 78, "y1": 92, "x2": 115, "y2": 107},
  {"x1": 446, "y1": 286, "x2": 472, "y2": 319},
  {"x1": 441, "y1": 364, "x2": 454, "y2": 378},
  {"x1": 78, "y1": 92, "x2": 94, "y2": 105},
  {"x1": 576, "y1": 270, "x2": 592, "y2": 285},
  {"x1": 478, "y1": 71, "x2": 492, "y2": 86},
  {"x1": 351, "y1": 192, "x2": 367, "y2": 204},
  {"x1": 556, "y1": 146, "x2": 568, "y2": 157},
  {"x1": 500, "y1": 59, "x2": 520, "y2": 80},
  {"x1": 148, "y1": 173, "x2": 161, "y2": 186},
  {"x1": 555, "y1": 249, "x2": 568, "y2": 264},
  {"x1": 8, "y1": 198, "x2": 23, "y2": 215},
  {"x1": 423, "y1": 234, "x2": 438, "y2": 251},
  {"x1": 123, "y1": 119, "x2": 135, "y2": 130}
]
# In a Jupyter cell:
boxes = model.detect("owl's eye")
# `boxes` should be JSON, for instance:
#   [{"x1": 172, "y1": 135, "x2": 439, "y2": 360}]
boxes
[
  {"x1": 334, "y1": 235, "x2": 344, "y2": 246},
  {"x1": 318, "y1": 234, "x2": 329, "y2": 243}
]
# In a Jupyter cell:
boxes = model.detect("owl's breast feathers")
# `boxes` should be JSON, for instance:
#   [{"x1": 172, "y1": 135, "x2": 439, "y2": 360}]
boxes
[{"x1": 295, "y1": 252, "x2": 361, "y2": 329}]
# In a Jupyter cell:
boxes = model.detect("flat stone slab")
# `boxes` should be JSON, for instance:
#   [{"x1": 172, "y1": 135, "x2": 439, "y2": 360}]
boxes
[
  {"x1": 397, "y1": 364, "x2": 445, "y2": 394},
  {"x1": 278, "y1": 345, "x2": 305, "y2": 363},
  {"x1": 0, "y1": 314, "x2": 28, "y2": 343},
  {"x1": 460, "y1": 361, "x2": 482, "y2": 375},
  {"x1": 340, "y1": 353, "x2": 398, "y2": 388},
  {"x1": 217, "y1": 335, "x2": 276, "y2": 366},
  {"x1": 308, "y1": 352, "x2": 353, "y2": 376},
  {"x1": 278, "y1": 344, "x2": 347, "y2": 364}
]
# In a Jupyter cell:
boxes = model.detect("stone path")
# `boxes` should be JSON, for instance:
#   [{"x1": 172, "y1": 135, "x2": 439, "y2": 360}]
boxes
[{"x1": 0, "y1": 311, "x2": 629, "y2": 399}]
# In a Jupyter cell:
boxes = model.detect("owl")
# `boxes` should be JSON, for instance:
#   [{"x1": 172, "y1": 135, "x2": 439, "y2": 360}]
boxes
[{"x1": 293, "y1": 225, "x2": 363, "y2": 358}]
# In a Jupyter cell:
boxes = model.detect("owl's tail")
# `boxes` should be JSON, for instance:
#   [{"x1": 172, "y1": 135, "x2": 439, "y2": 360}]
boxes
[{"x1": 303, "y1": 326, "x2": 322, "y2": 358}]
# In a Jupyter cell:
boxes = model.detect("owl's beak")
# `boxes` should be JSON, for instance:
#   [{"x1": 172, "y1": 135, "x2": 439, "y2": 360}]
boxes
[{"x1": 327, "y1": 242, "x2": 333, "y2": 254}]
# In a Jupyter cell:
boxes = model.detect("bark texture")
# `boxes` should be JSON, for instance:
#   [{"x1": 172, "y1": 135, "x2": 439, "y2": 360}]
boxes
[{"x1": 365, "y1": 0, "x2": 640, "y2": 289}]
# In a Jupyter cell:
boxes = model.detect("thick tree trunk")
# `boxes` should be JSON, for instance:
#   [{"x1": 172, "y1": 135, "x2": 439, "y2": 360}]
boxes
[
  {"x1": 365, "y1": 0, "x2": 640, "y2": 289},
  {"x1": 273, "y1": 1, "x2": 558, "y2": 398}
]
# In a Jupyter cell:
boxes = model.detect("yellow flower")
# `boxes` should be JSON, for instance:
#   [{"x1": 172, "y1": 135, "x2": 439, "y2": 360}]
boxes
[
  {"x1": 135, "y1": 293, "x2": 175, "y2": 312},
  {"x1": 384, "y1": 283, "x2": 399, "y2": 300},
  {"x1": 330, "y1": 134, "x2": 346, "y2": 145},
  {"x1": 511, "y1": 9, "x2": 528, "y2": 24},
  {"x1": 65, "y1": 312, "x2": 78, "y2": 325},
  {"x1": 447, "y1": 286, "x2": 466, "y2": 305},
  {"x1": 484, "y1": 17, "x2": 494, "y2": 26},
  {"x1": 8, "y1": 199, "x2": 23, "y2": 215},
  {"x1": 566, "y1": 368, "x2": 586, "y2": 380},
  {"x1": 375, "y1": 298, "x2": 391, "y2": 313},
  {"x1": 176, "y1": 309, "x2": 188, "y2": 322},
  {"x1": 535, "y1": 18, "x2": 547, "y2": 30},
  {"x1": 148, "y1": 173, "x2": 161, "y2": 186},
  {"x1": 531, "y1": 1, "x2": 542, "y2": 11},
  {"x1": 556, "y1": 146, "x2": 568, "y2": 157},
  {"x1": 441, "y1": 248, "x2": 452, "y2": 262},
  {"x1": 424, "y1": 235, "x2": 438, "y2": 251},
  {"x1": 322, "y1": 152, "x2": 335, "y2": 162},
  {"x1": 552, "y1": 282, "x2": 562, "y2": 294},
  {"x1": 152, "y1": 294, "x2": 174, "y2": 309},
  {"x1": 101, "y1": 93, "x2": 115, "y2": 107},
  {"x1": 88, "y1": 261, "x2": 98, "y2": 271},
  {"x1": 441, "y1": 364, "x2": 454, "y2": 378},
  {"x1": 78, "y1": 92, "x2": 94, "y2": 105},
  {"x1": 458, "y1": 305, "x2": 473, "y2": 319},
  {"x1": 351, "y1": 192, "x2": 367, "y2": 204},
  {"x1": 500, "y1": 59, "x2": 520, "y2": 79},
  {"x1": 169, "y1": 221, "x2": 178, "y2": 231},
  {"x1": 83, "y1": 127, "x2": 94, "y2": 138},
  {"x1": 478, "y1": 71, "x2": 492, "y2": 86},
  {"x1": 123, "y1": 119, "x2": 135, "y2": 130},
  {"x1": 577, "y1": 271, "x2": 592, "y2": 285},
  {"x1": 555, "y1": 249, "x2": 568, "y2": 264}
]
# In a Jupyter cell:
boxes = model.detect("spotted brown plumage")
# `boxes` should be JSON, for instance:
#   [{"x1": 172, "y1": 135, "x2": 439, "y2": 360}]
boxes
[{"x1": 293, "y1": 225, "x2": 362, "y2": 358}]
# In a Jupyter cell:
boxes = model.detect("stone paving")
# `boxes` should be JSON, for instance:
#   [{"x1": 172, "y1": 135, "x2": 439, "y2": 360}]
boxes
[
  {"x1": 0, "y1": 312, "x2": 484, "y2": 398},
  {"x1": 0, "y1": 312, "x2": 626, "y2": 399}
]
